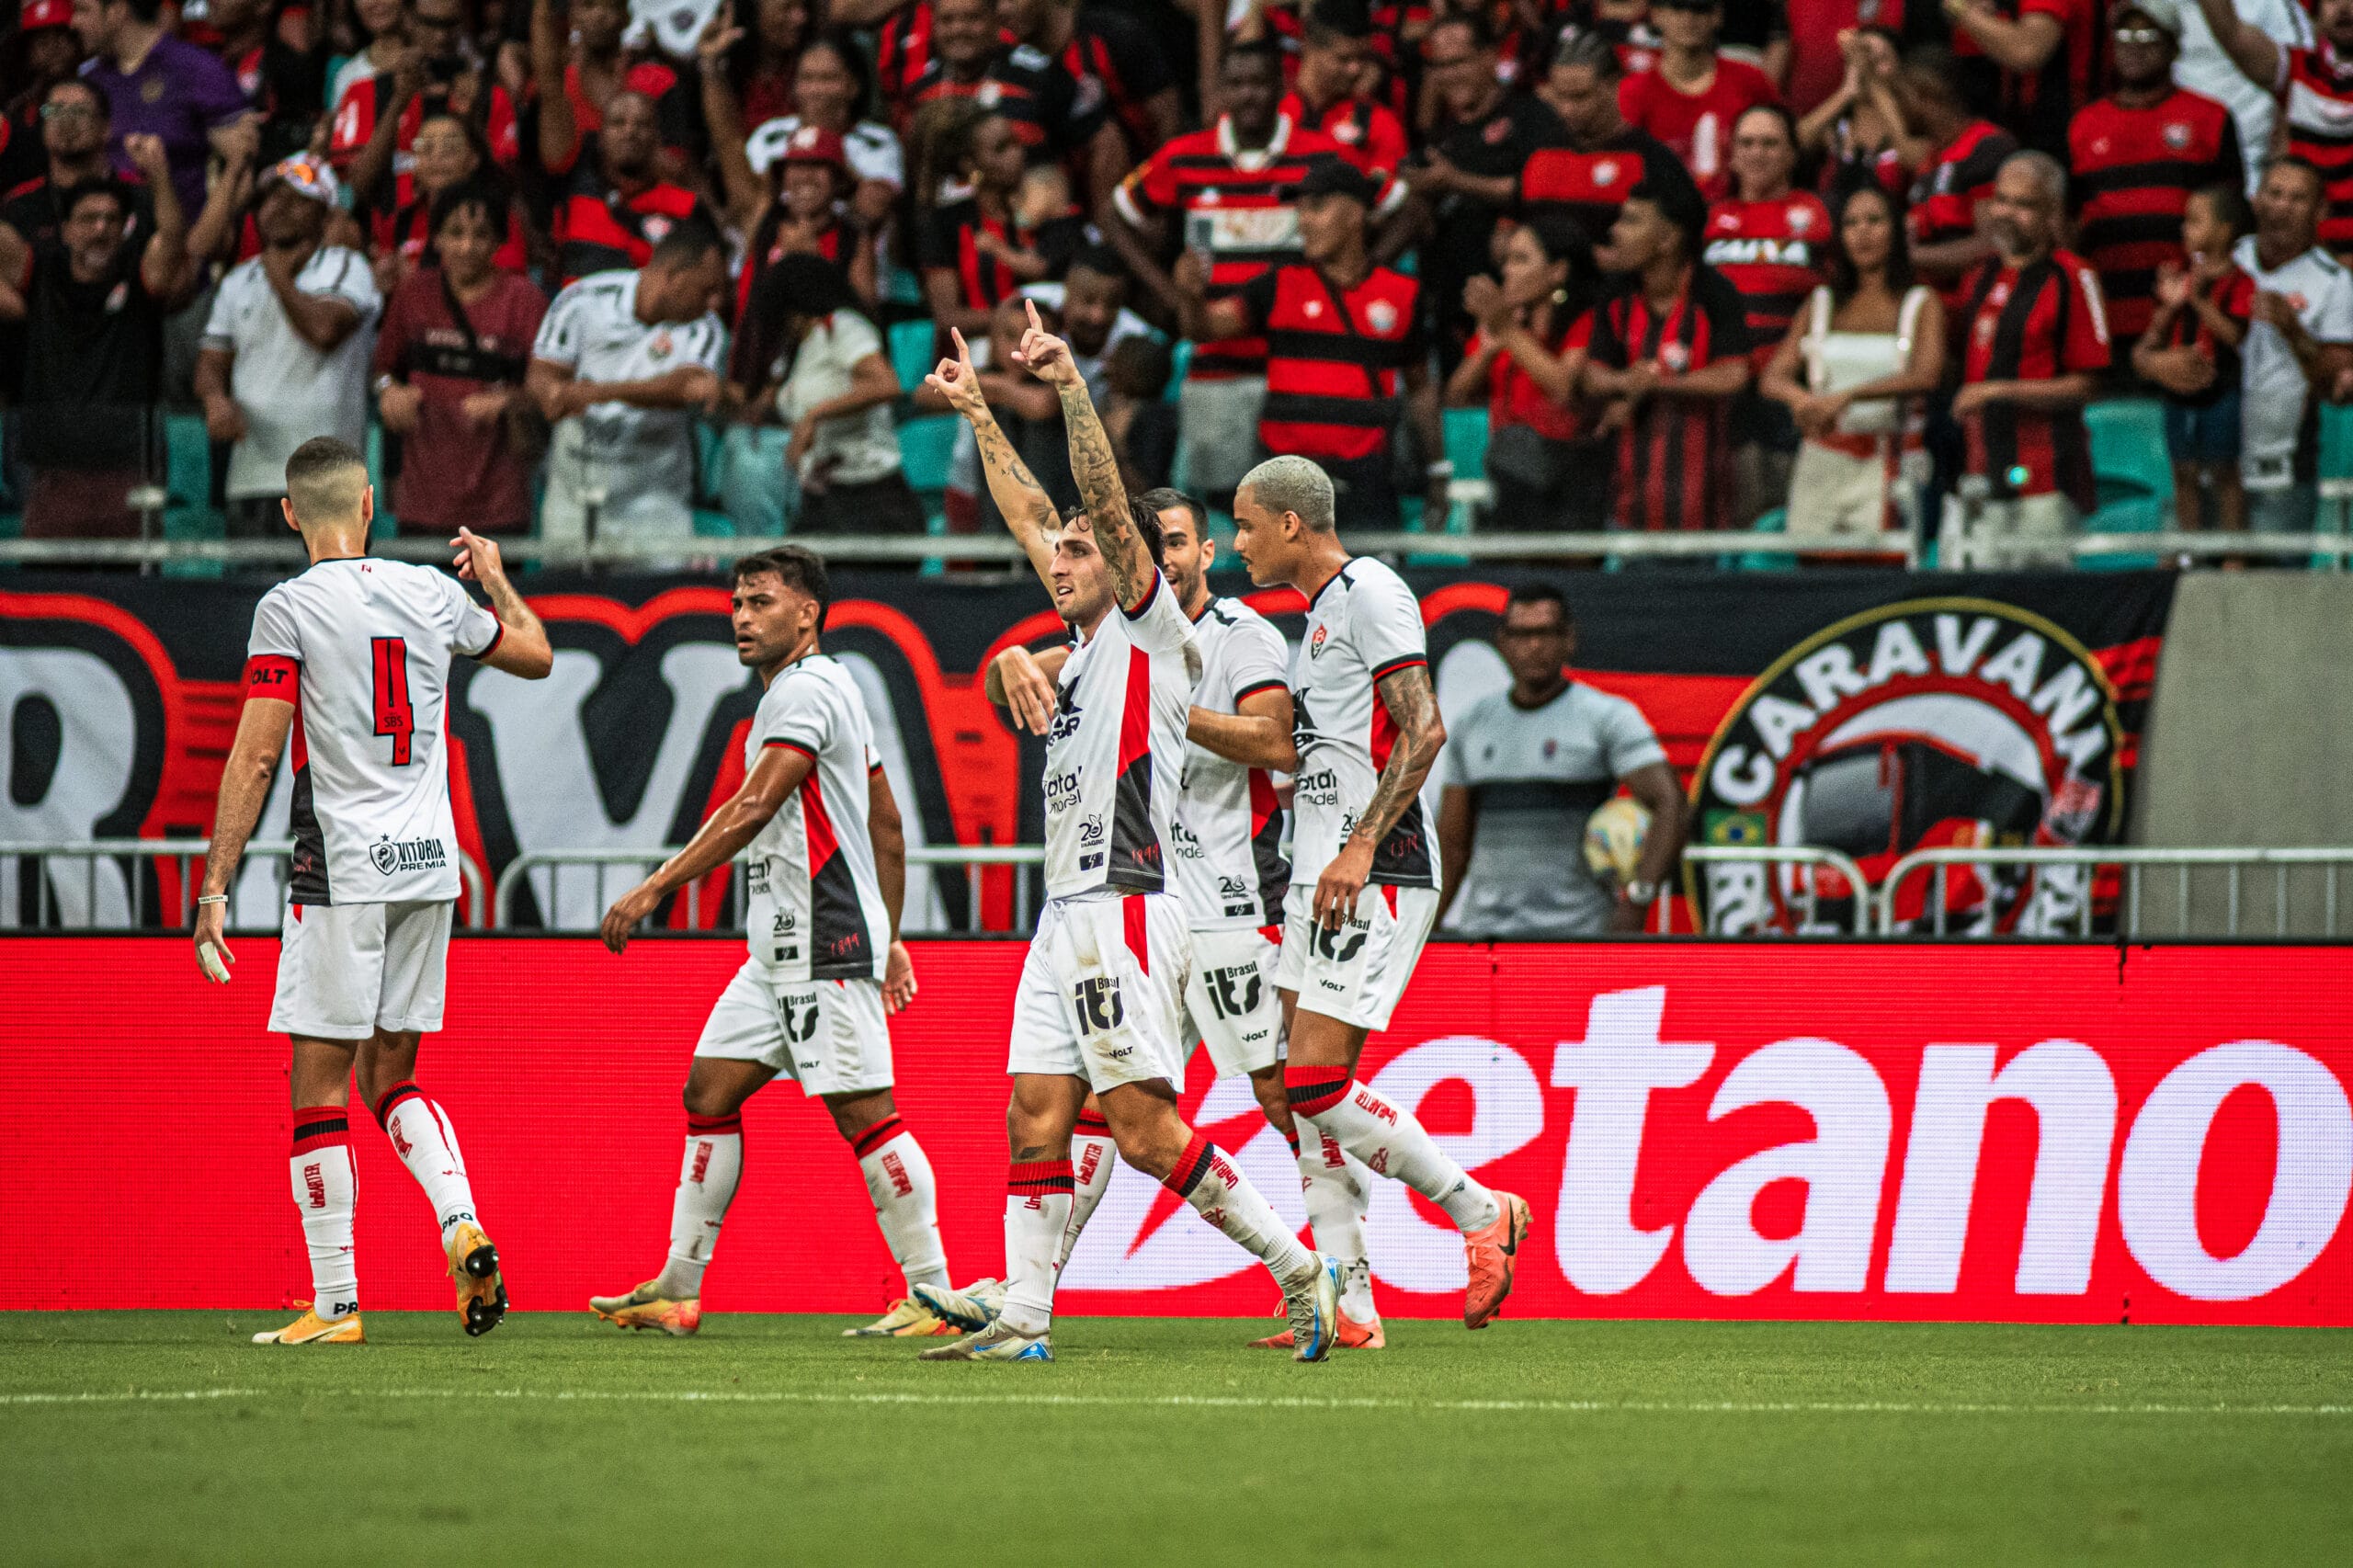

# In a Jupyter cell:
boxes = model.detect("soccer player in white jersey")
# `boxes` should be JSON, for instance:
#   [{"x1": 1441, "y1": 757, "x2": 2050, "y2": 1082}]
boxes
[
  {"x1": 915, "y1": 304, "x2": 1343, "y2": 1363},
  {"x1": 193, "y1": 437, "x2": 554, "y2": 1346},
  {"x1": 586, "y1": 546, "x2": 956, "y2": 1339},
  {"x1": 1232, "y1": 453, "x2": 1534, "y2": 1332}
]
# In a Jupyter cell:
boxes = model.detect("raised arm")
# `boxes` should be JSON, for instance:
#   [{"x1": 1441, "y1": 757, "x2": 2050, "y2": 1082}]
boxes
[
  {"x1": 925, "y1": 325, "x2": 1058, "y2": 588},
  {"x1": 2188, "y1": 0, "x2": 2282, "y2": 89},
  {"x1": 600, "y1": 742, "x2": 811, "y2": 953},
  {"x1": 1313, "y1": 660, "x2": 1446, "y2": 927},
  {"x1": 1007, "y1": 299, "x2": 1154, "y2": 610},
  {"x1": 451, "y1": 527, "x2": 554, "y2": 678}
]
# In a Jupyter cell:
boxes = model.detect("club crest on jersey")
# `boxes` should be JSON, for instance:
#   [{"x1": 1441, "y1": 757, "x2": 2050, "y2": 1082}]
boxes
[
  {"x1": 642, "y1": 214, "x2": 675, "y2": 247},
  {"x1": 1309, "y1": 624, "x2": 1328, "y2": 657},
  {"x1": 649, "y1": 329, "x2": 675, "y2": 360},
  {"x1": 1787, "y1": 204, "x2": 1813, "y2": 233},
  {"x1": 1593, "y1": 159, "x2": 1620, "y2": 187},
  {"x1": 2164, "y1": 122, "x2": 2192, "y2": 150},
  {"x1": 1366, "y1": 298, "x2": 1399, "y2": 335},
  {"x1": 1658, "y1": 341, "x2": 1690, "y2": 372},
  {"x1": 978, "y1": 80, "x2": 1003, "y2": 107}
]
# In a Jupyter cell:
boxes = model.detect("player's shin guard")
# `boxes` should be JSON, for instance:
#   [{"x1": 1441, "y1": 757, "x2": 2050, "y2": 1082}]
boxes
[
  {"x1": 290, "y1": 1107, "x2": 359, "y2": 1321},
  {"x1": 1053, "y1": 1109, "x2": 1116, "y2": 1276},
  {"x1": 657, "y1": 1110, "x2": 744, "y2": 1299},
  {"x1": 1298, "y1": 1129, "x2": 1374, "y2": 1316},
  {"x1": 999, "y1": 1160, "x2": 1073, "y2": 1337},
  {"x1": 850, "y1": 1114, "x2": 949, "y2": 1294},
  {"x1": 1287, "y1": 1065, "x2": 1501, "y2": 1233},
  {"x1": 372, "y1": 1082, "x2": 479, "y2": 1240},
  {"x1": 1165, "y1": 1131, "x2": 1317, "y2": 1288}
]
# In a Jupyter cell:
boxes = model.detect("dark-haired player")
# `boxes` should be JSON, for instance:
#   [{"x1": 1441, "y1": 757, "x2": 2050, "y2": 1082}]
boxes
[{"x1": 588, "y1": 545, "x2": 955, "y2": 1338}]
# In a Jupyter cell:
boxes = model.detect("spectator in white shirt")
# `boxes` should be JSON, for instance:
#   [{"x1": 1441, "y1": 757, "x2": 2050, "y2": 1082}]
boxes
[
  {"x1": 750, "y1": 254, "x2": 926, "y2": 538},
  {"x1": 2231, "y1": 156, "x2": 2353, "y2": 534},
  {"x1": 195, "y1": 153, "x2": 381, "y2": 537},
  {"x1": 527, "y1": 221, "x2": 732, "y2": 553},
  {"x1": 2173, "y1": 0, "x2": 2312, "y2": 189}
]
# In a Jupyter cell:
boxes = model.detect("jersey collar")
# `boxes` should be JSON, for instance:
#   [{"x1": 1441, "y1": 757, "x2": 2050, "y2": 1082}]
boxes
[{"x1": 1219, "y1": 112, "x2": 1293, "y2": 170}]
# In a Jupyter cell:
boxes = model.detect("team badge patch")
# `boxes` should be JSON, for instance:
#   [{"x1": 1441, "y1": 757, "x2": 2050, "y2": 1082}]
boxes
[{"x1": 1366, "y1": 299, "x2": 1398, "y2": 334}]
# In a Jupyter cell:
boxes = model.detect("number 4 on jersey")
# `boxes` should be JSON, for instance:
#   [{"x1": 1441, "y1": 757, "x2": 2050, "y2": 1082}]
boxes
[{"x1": 371, "y1": 636, "x2": 415, "y2": 766}]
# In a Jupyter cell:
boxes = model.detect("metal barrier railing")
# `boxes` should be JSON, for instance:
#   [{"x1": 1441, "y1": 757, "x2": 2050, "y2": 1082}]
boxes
[
  {"x1": 0, "y1": 838, "x2": 491, "y2": 929},
  {"x1": 1874, "y1": 846, "x2": 2353, "y2": 938},
  {"x1": 494, "y1": 844, "x2": 1047, "y2": 935},
  {"x1": 1671, "y1": 845, "x2": 1877, "y2": 936}
]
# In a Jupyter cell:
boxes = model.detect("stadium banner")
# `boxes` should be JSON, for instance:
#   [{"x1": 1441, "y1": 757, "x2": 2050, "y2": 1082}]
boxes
[
  {"x1": 3, "y1": 937, "x2": 2345, "y2": 1326},
  {"x1": 0, "y1": 569, "x2": 2171, "y2": 934}
]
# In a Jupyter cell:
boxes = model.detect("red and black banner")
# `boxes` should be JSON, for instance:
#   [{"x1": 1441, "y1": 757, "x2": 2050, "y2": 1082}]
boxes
[{"x1": 0, "y1": 570, "x2": 2172, "y2": 931}]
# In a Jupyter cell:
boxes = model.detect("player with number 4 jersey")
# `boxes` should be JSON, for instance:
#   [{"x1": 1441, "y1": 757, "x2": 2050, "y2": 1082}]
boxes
[
  {"x1": 194, "y1": 437, "x2": 555, "y2": 1347},
  {"x1": 916, "y1": 307, "x2": 1343, "y2": 1364},
  {"x1": 588, "y1": 545, "x2": 960, "y2": 1341}
]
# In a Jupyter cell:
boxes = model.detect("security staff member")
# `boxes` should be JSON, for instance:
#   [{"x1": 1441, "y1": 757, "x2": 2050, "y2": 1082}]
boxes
[{"x1": 1175, "y1": 159, "x2": 1446, "y2": 530}]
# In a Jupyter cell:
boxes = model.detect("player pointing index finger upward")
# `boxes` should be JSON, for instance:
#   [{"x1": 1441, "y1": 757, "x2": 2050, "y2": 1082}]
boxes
[
  {"x1": 916, "y1": 304, "x2": 1344, "y2": 1363},
  {"x1": 1232, "y1": 452, "x2": 1533, "y2": 1333}
]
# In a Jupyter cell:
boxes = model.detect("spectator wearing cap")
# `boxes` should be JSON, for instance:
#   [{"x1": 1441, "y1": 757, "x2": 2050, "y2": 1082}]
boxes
[
  {"x1": 527, "y1": 222, "x2": 730, "y2": 551},
  {"x1": 1279, "y1": 5, "x2": 1414, "y2": 185},
  {"x1": 1404, "y1": 12, "x2": 1574, "y2": 375},
  {"x1": 0, "y1": 131, "x2": 216, "y2": 540},
  {"x1": 1179, "y1": 158, "x2": 1444, "y2": 530},
  {"x1": 1005, "y1": 0, "x2": 1182, "y2": 159},
  {"x1": 1523, "y1": 30, "x2": 1705, "y2": 258},
  {"x1": 544, "y1": 89, "x2": 717, "y2": 287},
  {"x1": 743, "y1": 253, "x2": 927, "y2": 539},
  {"x1": 1945, "y1": 152, "x2": 2112, "y2": 566},
  {"x1": 195, "y1": 153, "x2": 383, "y2": 536},
  {"x1": 371, "y1": 184, "x2": 550, "y2": 536},
  {"x1": 902, "y1": 0, "x2": 1125, "y2": 214},
  {"x1": 331, "y1": 0, "x2": 521, "y2": 217},
  {"x1": 1899, "y1": 45, "x2": 2019, "y2": 310},
  {"x1": 732, "y1": 123, "x2": 879, "y2": 364},
  {"x1": 2068, "y1": 0, "x2": 2241, "y2": 352},
  {"x1": 0, "y1": 0, "x2": 86, "y2": 195},
  {"x1": 1619, "y1": 0, "x2": 1784, "y2": 200},
  {"x1": 1944, "y1": 0, "x2": 2102, "y2": 159},
  {"x1": 1579, "y1": 177, "x2": 1756, "y2": 533},
  {"x1": 76, "y1": 0, "x2": 256, "y2": 226}
]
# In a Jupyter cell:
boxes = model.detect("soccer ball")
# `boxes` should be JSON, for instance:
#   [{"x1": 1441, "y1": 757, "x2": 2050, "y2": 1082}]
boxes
[{"x1": 1583, "y1": 797, "x2": 1651, "y2": 886}]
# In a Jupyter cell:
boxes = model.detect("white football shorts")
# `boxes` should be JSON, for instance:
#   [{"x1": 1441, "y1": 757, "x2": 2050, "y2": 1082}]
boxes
[
  {"x1": 1180, "y1": 924, "x2": 1285, "y2": 1077},
  {"x1": 694, "y1": 961, "x2": 894, "y2": 1096},
  {"x1": 1274, "y1": 881, "x2": 1438, "y2": 1033},
  {"x1": 1006, "y1": 892, "x2": 1191, "y2": 1092},
  {"x1": 269, "y1": 899, "x2": 453, "y2": 1039}
]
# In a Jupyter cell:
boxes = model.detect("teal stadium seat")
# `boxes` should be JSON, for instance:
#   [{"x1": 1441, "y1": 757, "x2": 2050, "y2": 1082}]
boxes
[
  {"x1": 898, "y1": 414, "x2": 958, "y2": 499},
  {"x1": 889, "y1": 320, "x2": 938, "y2": 392},
  {"x1": 2082, "y1": 398, "x2": 2170, "y2": 571}
]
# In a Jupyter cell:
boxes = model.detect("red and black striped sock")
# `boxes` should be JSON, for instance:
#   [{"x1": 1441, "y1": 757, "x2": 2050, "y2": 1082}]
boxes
[
  {"x1": 1285, "y1": 1064, "x2": 1352, "y2": 1119},
  {"x1": 849, "y1": 1114, "x2": 906, "y2": 1160},
  {"x1": 1162, "y1": 1131, "x2": 1216, "y2": 1199}
]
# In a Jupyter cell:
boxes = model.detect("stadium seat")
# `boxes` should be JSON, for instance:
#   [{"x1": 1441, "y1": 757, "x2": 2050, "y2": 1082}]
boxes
[
  {"x1": 890, "y1": 320, "x2": 938, "y2": 392},
  {"x1": 1165, "y1": 339, "x2": 1191, "y2": 401},
  {"x1": 899, "y1": 414, "x2": 959, "y2": 497},
  {"x1": 2085, "y1": 398, "x2": 2172, "y2": 511},
  {"x1": 718, "y1": 426, "x2": 790, "y2": 535}
]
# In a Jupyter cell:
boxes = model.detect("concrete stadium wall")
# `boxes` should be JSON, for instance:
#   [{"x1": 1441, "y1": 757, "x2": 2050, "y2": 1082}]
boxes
[{"x1": 2131, "y1": 574, "x2": 2353, "y2": 936}]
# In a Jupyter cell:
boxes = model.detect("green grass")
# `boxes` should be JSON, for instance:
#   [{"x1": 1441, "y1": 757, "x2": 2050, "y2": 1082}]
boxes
[{"x1": 0, "y1": 1312, "x2": 2345, "y2": 1566}]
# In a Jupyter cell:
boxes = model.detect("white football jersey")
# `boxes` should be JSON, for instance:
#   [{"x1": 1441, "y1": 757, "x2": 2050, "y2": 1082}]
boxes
[
  {"x1": 1173, "y1": 596, "x2": 1290, "y2": 930},
  {"x1": 1041, "y1": 573, "x2": 1199, "y2": 903},
  {"x1": 744, "y1": 653, "x2": 892, "y2": 982},
  {"x1": 244, "y1": 558, "x2": 501, "y2": 905},
  {"x1": 530, "y1": 270, "x2": 727, "y2": 497},
  {"x1": 1290, "y1": 556, "x2": 1438, "y2": 889}
]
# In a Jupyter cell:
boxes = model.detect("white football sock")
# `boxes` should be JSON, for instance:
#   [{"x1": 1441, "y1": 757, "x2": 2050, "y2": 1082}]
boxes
[
  {"x1": 655, "y1": 1112, "x2": 744, "y2": 1299},
  {"x1": 851, "y1": 1115, "x2": 949, "y2": 1294},
  {"x1": 373, "y1": 1082, "x2": 478, "y2": 1239},
  {"x1": 998, "y1": 1159, "x2": 1072, "y2": 1337},
  {"x1": 1054, "y1": 1116, "x2": 1118, "y2": 1275},
  {"x1": 1298, "y1": 1129, "x2": 1375, "y2": 1317},
  {"x1": 1290, "y1": 1070, "x2": 1501, "y2": 1233},
  {"x1": 290, "y1": 1107, "x2": 358, "y2": 1321},
  {"x1": 1167, "y1": 1133, "x2": 1318, "y2": 1290}
]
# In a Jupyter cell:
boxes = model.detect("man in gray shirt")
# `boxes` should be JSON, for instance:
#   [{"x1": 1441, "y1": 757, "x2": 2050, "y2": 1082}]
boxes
[{"x1": 1436, "y1": 585, "x2": 1688, "y2": 937}]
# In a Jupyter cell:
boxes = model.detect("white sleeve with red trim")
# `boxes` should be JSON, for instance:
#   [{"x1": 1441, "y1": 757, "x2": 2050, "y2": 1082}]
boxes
[
  {"x1": 1349, "y1": 560, "x2": 1428, "y2": 684},
  {"x1": 1225, "y1": 612, "x2": 1291, "y2": 706},
  {"x1": 753, "y1": 665, "x2": 834, "y2": 758},
  {"x1": 1120, "y1": 569, "x2": 1199, "y2": 659},
  {"x1": 242, "y1": 585, "x2": 302, "y2": 702}
]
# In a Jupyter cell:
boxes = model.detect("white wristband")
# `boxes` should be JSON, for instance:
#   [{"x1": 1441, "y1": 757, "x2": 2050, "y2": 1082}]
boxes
[{"x1": 195, "y1": 894, "x2": 229, "y2": 906}]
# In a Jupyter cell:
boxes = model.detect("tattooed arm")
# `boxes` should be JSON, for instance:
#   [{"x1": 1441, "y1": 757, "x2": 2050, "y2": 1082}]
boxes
[
  {"x1": 1313, "y1": 662, "x2": 1448, "y2": 928},
  {"x1": 924, "y1": 326, "x2": 1058, "y2": 590},
  {"x1": 1007, "y1": 300, "x2": 1157, "y2": 612}
]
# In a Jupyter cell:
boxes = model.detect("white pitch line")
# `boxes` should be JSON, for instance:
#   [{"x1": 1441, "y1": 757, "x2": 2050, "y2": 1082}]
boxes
[{"x1": 3, "y1": 1387, "x2": 2347, "y2": 1417}]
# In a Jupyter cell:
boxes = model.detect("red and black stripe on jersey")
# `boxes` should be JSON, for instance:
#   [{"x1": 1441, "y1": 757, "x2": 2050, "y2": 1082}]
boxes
[
  {"x1": 906, "y1": 46, "x2": 1097, "y2": 161},
  {"x1": 1365, "y1": 653, "x2": 1434, "y2": 887},
  {"x1": 2279, "y1": 47, "x2": 2353, "y2": 257},
  {"x1": 1518, "y1": 130, "x2": 1691, "y2": 253},
  {"x1": 552, "y1": 165, "x2": 708, "y2": 283},
  {"x1": 1960, "y1": 253, "x2": 2109, "y2": 507},
  {"x1": 788, "y1": 764, "x2": 874, "y2": 979},
  {"x1": 1058, "y1": 10, "x2": 1171, "y2": 152},
  {"x1": 1588, "y1": 265, "x2": 1752, "y2": 532},
  {"x1": 1245, "y1": 263, "x2": 1422, "y2": 462},
  {"x1": 1247, "y1": 768, "x2": 1290, "y2": 915},
  {"x1": 876, "y1": 1, "x2": 936, "y2": 101},
  {"x1": 2068, "y1": 88, "x2": 2239, "y2": 341},
  {"x1": 1093, "y1": 615, "x2": 1165, "y2": 893},
  {"x1": 2158, "y1": 265, "x2": 2255, "y2": 403},
  {"x1": 1700, "y1": 193, "x2": 1830, "y2": 354},
  {"x1": 1908, "y1": 120, "x2": 2018, "y2": 296},
  {"x1": 1278, "y1": 90, "x2": 1408, "y2": 179},
  {"x1": 371, "y1": 185, "x2": 529, "y2": 275}
]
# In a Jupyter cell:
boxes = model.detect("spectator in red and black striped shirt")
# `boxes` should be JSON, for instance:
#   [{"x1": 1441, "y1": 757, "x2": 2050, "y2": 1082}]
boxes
[
  {"x1": 1005, "y1": 0, "x2": 1183, "y2": 159},
  {"x1": 2191, "y1": 0, "x2": 2353, "y2": 260},
  {"x1": 2131, "y1": 180, "x2": 2255, "y2": 533},
  {"x1": 2067, "y1": 2, "x2": 2239, "y2": 350},
  {"x1": 544, "y1": 90, "x2": 713, "y2": 286},
  {"x1": 1945, "y1": 0, "x2": 2101, "y2": 158},
  {"x1": 904, "y1": 0, "x2": 1126, "y2": 212},
  {"x1": 914, "y1": 102, "x2": 1041, "y2": 339},
  {"x1": 1579, "y1": 177, "x2": 1756, "y2": 532},
  {"x1": 1523, "y1": 29, "x2": 1702, "y2": 255},
  {"x1": 1949, "y1": 151, "x2": 2113, "y2": 564},
  {"x1": 1899, "y1": 46, "x2": 2018, "y2": 308}
]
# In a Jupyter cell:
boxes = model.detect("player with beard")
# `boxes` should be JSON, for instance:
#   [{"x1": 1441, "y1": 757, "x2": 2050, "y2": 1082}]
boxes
[
  {"x1": 587, "y1": 546, "x2": 955, "y2": 1339},
  {"x1": 915, "y1": 306, "x2": 1342, "y2": 1363},
  {"x1": 1232, "y1": 453, "x2": 1533, "y2": 1333}
]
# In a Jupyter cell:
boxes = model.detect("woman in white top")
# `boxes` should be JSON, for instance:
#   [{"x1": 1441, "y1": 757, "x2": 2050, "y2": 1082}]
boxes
[
  {"x1": 1759, "y1": 183, "x2": 1946, "y2": 544},
  {"x1": 745, "y1": 253, "x2": 926, "y2": 539}
]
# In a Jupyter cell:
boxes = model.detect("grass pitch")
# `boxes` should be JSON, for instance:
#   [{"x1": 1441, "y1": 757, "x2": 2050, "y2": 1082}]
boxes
[{"x1": 0, "y1": 1312, "x2": 2343, "y2": 1566}]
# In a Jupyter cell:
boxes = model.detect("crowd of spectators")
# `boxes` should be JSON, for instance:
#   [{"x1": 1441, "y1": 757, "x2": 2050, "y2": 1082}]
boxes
[{"x1": 0, "y1": 0, "x2": 2349, "y2": 561}]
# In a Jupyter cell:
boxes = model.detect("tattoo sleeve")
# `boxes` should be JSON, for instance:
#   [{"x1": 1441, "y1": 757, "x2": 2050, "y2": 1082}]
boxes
[
  {"x1": 1354, "y1": 664, "x2": 1444, "y2": 848},
  {"x1": 970, "y1": 409, "x2": 1058, "y2": 585},
  {"x1": 1056, "y1": 377, "x2": 1153, "y2": 609}
]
